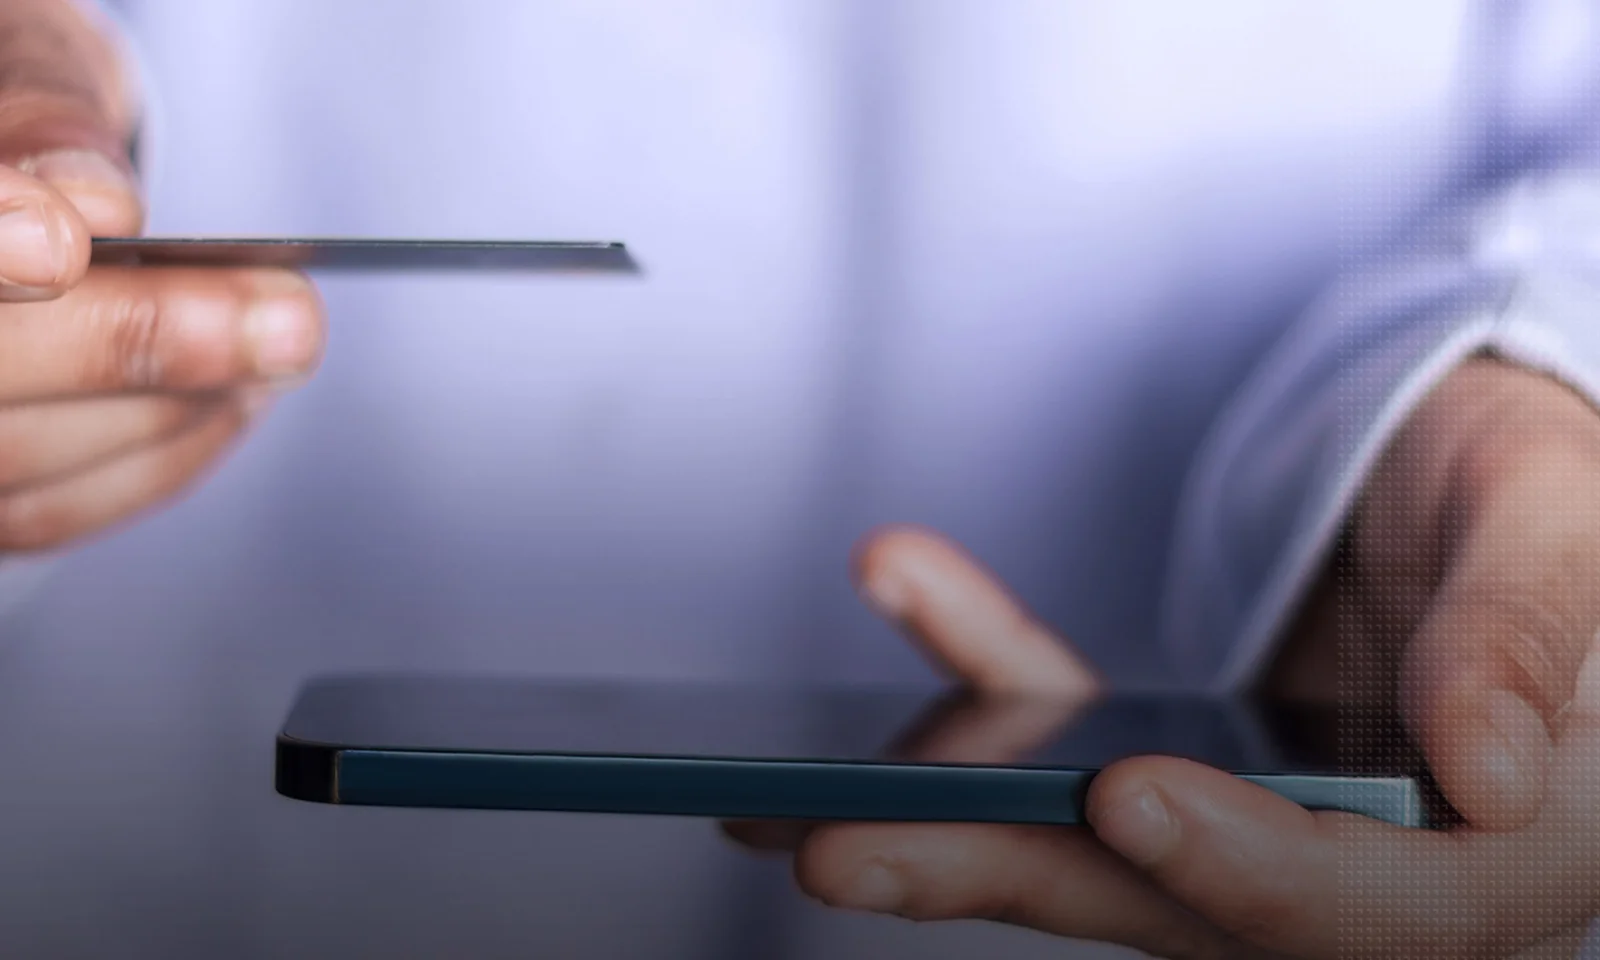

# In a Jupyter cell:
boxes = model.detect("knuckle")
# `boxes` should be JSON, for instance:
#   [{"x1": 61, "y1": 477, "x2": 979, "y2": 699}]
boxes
[
  {"x1": 82, "y1": 293, "x2": 166, "y2": 390},
  {"x1": 1479, "y1": 592, "x2": 1575, "y2": 715}
]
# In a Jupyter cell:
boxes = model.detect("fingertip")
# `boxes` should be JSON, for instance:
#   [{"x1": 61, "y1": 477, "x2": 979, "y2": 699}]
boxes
[
  {"x1": 1427, "y1": 689, "x2": 1548, "y2": 830},
  {"x1": 801, "y1": 858, "x2": 907, "y2": 915},
  {"x1": 851, "y1": 525, "x2": 943, "y2": 622},
  {"x1": 1085, "y1": 756, "x2": 1176, "y2": 820},
  {"x1": 851, "y1": 523, "x2": 996, "y2": 613},
  {"x1": 1088, "y1": 782, "x2": 1180, "y2": 869},
  {"x1": 794, "y1": 824, "x2": 941, "y2": 917},
  {"x1": 791, "y1": 824, "x2": 876, "y2": 907},
  {"x1": 1086, "y1": 757, "x2": 1200, "y2": 856},
  {"x1": 1087, "y1": 756, "x2": 1310, "y2": 866},
  {"x1": 856, "y1": 576, "x2": 907, "y2": 626},
  {"x1": 240, "y1": 269, "x2": 327, "y2": 380},
  {"x1": 851, "y1": 524, "x2": 931, "y2": 587},
  {"x1": 850, "y1": 523, "x2": 1100, "y2": 696}
]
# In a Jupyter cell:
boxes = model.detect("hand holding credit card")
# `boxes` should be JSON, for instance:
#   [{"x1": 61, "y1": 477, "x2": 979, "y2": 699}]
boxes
[{"x1": 0, "y1": 2, "x2": 636, "y2": 556}]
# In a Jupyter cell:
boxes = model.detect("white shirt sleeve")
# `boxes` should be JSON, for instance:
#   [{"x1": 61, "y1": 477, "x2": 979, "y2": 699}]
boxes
[
  {"x1": 1162, "y1": 167, "x2": 1600, "y2": 692},
  {"x1": 1163, "y1": 0, "x2": 1600, "y2": 693}
]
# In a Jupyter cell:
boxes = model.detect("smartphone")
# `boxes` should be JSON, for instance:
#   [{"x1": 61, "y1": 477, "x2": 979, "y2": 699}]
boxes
[
  {"x1": 90, "y1": 238, "x2": 639, "y2": 273},
  {"x1": 275, "y1": 676, "x2": 1429, "y2": 829}
]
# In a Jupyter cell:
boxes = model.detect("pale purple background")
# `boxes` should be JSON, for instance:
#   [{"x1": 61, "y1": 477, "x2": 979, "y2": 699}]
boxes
[
  {"x1": 55, "y1": 0, "x2": 1558, "y2": 685},
  {"x1": 1, "y1": 1, "x2": 1595, "y2": 955}
]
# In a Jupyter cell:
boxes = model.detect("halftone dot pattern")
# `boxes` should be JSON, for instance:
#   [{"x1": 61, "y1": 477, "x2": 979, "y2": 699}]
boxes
[{"x1": 1333, "y1": 4, "x2": 1600, "y2": 953}]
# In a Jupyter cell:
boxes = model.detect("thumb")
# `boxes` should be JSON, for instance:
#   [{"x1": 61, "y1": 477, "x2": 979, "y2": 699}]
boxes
[
  {"x1": 0, "y1": 0, "x2": 143, "y2": 298},
  {"x1": 1401, "y1": 437, "x2": 1600, "y2": 830}
]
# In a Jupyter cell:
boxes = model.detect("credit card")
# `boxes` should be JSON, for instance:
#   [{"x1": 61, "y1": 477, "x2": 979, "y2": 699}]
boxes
[{"x1": 90, "y1": 238, "x2": 639, "y2": 273}]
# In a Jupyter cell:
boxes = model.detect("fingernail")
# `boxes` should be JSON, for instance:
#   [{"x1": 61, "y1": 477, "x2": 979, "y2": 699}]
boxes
[
  {"x1": 841, "y1": 863, "x2": 904, "y2": 914},
  {"x1": 860, "y1": 573, "x2": 909, "y2": 621},
  {"x1": 20, "y1": 150, "x2": 139, "y2": 198},
  {"x1": 244, "y1": 277, "x2": 319, "y2": 378},
  {"x1": 1095, "y1": 787, "x2": 1178, "y2": 868},
  {"x1": 0, "y1": 202, "x2": 67, "y2": 289}
]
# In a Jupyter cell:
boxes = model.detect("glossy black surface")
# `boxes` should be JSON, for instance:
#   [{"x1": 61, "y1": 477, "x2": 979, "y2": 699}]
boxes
[
  {"x1": 0, "y1": 641, "x2": 1142, "y2": 959},
  {"x1": 280, "y1": 678, "x2": 1265, "y2": 766}
]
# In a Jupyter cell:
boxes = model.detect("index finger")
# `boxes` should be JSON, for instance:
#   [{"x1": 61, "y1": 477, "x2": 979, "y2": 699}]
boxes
[{"x1": 853, "y1": 525, "x2": 1101, "y2": 696}]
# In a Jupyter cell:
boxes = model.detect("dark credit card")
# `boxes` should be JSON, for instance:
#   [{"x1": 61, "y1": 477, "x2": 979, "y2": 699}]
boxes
[{"x1": 90, "y1": 238, "x2": 640, "y2": 274}]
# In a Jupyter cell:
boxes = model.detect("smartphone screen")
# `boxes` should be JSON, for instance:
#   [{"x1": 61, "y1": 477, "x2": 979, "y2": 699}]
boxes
[{"x1": 281, "y1": 675, "x2": 1341, "y2": 772}]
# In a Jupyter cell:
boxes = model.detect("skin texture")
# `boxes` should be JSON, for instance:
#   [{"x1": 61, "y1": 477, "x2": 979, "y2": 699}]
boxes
[
  {"x1": 0, "y1": 0, "x2": 325, "y2": 553},
  {"x1": 727, "y1": 355, "x2": 1600, "y2": 959}
]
